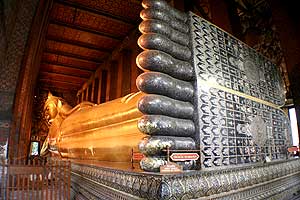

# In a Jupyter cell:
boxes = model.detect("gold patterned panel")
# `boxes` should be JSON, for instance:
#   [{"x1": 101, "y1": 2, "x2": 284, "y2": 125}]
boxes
[
  {"x1": 50, "y1": 3, "x2": 134, "y2": 38},
  {"x1": 66, "y1": 0, "x2": 142, "y2": 21},
  {"x1": 74, "y1": 10, "x2": 134, "y2": 37},
  {"x1": 47, "y1": 24, "x2": 119, "y2": 50},
  {"x1": 46, "y1": 40, "x2": 107, "y2": 60},
  {"x1": 50, "y1": 3, "x2": 76, "y2": 24}
]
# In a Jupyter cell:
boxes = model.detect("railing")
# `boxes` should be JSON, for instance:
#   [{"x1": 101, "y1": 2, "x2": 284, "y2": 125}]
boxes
[{"x1": 0, "y1": 158, "x2": 71, "y2": 200}]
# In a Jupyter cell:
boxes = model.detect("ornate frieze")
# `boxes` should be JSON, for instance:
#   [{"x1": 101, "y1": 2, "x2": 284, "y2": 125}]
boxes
[{"x1": 71, "y1": 159, "x2": 300, "y2": 199}]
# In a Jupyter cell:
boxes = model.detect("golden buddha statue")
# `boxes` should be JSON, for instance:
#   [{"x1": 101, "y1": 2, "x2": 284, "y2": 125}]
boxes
[{"x1": 41, "y1": 92, "x2": 146, "y2": 162}]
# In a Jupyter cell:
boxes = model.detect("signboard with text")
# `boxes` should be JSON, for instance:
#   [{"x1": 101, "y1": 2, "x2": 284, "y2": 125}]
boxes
[
  {"x1": 288, "y1": 146, "x2": 299, "y2": 152},
  {"x1": 160, "y1": 162, "x2": 183, "y2": 173},
  {"x1": 132, "y1": 152, "x2": 145, "y2": 161},
  {"x1": 170, "y1": 153, "x2": 199, "y2": 161}
]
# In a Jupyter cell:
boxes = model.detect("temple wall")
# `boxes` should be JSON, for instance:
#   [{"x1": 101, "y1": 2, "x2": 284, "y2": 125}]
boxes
[{"x1": 0, "y1": 0, "x2": 39, "y2": 157}]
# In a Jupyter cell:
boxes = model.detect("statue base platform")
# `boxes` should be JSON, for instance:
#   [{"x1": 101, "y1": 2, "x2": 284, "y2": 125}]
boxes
[{"x1": 70, "y1": 158, "x2": 300, "y2": 199}]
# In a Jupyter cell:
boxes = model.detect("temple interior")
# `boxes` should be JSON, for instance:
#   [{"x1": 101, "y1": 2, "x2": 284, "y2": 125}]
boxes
[{"x1": 1, "y1": 0, "x2": 300, "y2": 199}]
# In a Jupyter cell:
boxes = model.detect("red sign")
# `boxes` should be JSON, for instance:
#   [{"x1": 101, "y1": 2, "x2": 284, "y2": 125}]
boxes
[
  {"x1": 160, "y1": 162, "x2": 183, "y2": 173},
  {"x1": 132, "y1": 152, "x2": 145, "y2": 161},
  {"x1": 288, "y1": 146, "x2": 299, "y2": 152},
  {"x1": 170, "y1": 153, "x2": 199, "y2": 161}
]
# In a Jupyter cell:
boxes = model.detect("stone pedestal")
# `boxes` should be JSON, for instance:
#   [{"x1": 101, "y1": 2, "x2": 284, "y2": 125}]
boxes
[{"x1": 71, "y1": 159, "x2": 300, "y2": 199}]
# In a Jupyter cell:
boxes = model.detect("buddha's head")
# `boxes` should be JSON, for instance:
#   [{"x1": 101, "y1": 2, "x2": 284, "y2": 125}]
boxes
[{"x1": 44, "y1": 92, "x2": 59, "y2": 123}]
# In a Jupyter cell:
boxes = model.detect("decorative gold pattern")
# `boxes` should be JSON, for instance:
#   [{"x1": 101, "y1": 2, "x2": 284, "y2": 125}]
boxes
[
  {"x1": 66, "y1": 0, "x2": 142, "y2": 21},
  {"x1": 50, "y1": 4, "x2": 76, "y2": 24},
  {"x1": 74, "y1": 10, "x2": 134, "y2": 37},
  {"x1": 50, "y1": 3, "x2": 134, "y2": 38}
]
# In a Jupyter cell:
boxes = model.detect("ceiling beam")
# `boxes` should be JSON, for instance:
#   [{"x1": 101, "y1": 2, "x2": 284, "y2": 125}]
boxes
[
  {"x1": 40, "y1": 84, "x2": 79, "y2": 91},
  {"x1": 41, "y1": 61, "x2": 94, "y2": 72},
  {"x1": 44, "y1": 49, "x2": 104, "y2": 63},
  {"x1": 39, "y1": 71, "x2": 88, "y2": 84},
  {"x1": 50, "y1": 20, "x2": 122, "y2": 41},
  {"x1": 40, "y1": 86, "x2": 80, "y2": 93},
  {"x1": 40, "y1": 63, "x2": 93, "y2": 78},
  {"x1": 42, "y1": 52, "x2": 100, "y2": 70},
  {"x1": 46, "y1": 36, "x2": 113, "y2": 52},
  {"x1": 39, "y1": 79, "x2": 82, "y2": 89},
  {"x1": 55, "y1": 0, "x2": 135, "y2": 25},
  {"x1": 40, "y1": 86, "x2": 78, "y2": 93}
]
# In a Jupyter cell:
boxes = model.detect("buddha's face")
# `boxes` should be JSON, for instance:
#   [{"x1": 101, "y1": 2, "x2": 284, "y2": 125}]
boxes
[{"x1": 45, "y1": 102, "x2": 58, "y2": 123}]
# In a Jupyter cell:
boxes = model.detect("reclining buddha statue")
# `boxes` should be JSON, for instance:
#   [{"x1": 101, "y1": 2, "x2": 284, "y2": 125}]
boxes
[
  {"x1": 41, "y1": 0, "x2": 292, "y2": 174},
  {"x1": 41, "y1": 92, "x2": 146, "y2": 162},
  {"x1": 41, "y1": 88, "x2": 197, "y2": 171}
]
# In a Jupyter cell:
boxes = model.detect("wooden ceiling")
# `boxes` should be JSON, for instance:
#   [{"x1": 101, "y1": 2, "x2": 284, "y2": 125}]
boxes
[{"x1": 38, "y1": 0, "x2": 142, "y2": 92}]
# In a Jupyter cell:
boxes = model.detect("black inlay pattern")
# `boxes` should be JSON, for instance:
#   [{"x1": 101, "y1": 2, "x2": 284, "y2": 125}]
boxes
[
  {"x1": 198, "y1": 85, "x2": 289, "y2": 168},
  {"x1": 190, "y1": 13, "x2": 291, "y2": 169},
  {"x1": 191, "y1": 14, "x2": 285, "y2": 106}
]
